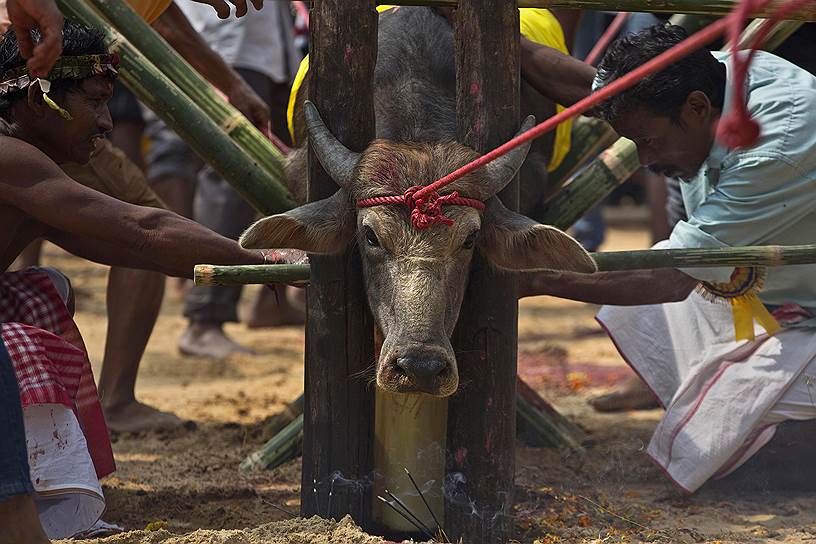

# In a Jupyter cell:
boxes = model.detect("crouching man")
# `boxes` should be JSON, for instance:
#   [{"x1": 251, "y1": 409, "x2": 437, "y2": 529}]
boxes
[
  {"x1": 520, "y1": 24, "x2": 816, "y2": 492},
  {"x1": 0, "y1": 22, "x2": 292, "y2": 539}
]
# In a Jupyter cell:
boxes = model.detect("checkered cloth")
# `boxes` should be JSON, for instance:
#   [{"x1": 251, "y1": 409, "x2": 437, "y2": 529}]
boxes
[{"x1": 0, "y1": 269, "x2": 115, "y2": 479}]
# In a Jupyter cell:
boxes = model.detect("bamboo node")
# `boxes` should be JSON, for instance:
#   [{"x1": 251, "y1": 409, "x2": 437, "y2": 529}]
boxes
[{"x1": 222, "y1": 112, "x2": 248, "y2": 135}]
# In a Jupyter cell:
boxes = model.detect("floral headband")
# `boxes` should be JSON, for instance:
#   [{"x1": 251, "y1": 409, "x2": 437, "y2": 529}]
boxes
[
  {"x1": 0, "y1": 53, "x2": 120, "y2": 97},
  {"x1": 0, "y1": 53, "x2": 119, "y2": 120}
]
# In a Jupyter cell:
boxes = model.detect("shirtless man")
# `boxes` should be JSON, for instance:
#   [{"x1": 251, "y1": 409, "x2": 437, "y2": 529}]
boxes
[{"x1": 0, "y1": 22, "x2": 289, "y2": 542}]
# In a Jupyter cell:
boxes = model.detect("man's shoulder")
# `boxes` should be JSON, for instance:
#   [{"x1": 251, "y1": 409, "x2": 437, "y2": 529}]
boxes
[
  {"x1": 726, "y1": 52, "x2": 816, "y2": 174},
  {"x1": 0, "y1": 135, "x2": 65, "y2": 188}
]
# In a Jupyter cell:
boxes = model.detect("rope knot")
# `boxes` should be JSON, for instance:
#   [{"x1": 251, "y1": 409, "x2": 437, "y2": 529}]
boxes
[{"x1": 403, "y1": 185, "x2": 458, "y2": 230}]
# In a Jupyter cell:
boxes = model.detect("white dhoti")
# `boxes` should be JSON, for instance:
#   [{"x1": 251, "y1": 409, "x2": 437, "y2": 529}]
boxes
[
  {"x1": 24, "y1": 404, "x2": 106, "y2": 539},
  {"x1": 597, "y1": 292, "x2": 816, "y2": 493}
]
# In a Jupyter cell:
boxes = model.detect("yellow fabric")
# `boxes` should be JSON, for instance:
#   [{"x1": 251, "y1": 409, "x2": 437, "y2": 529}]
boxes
[
  {"x1": 287, "y1": 7, "x2": 572, "y2": 171},
  {"x1": 127, "y1": 0, "x2": 172, "y2": 23},
  {"x1": 731, "y1": 294, "x2": 781, "y2": 342}
]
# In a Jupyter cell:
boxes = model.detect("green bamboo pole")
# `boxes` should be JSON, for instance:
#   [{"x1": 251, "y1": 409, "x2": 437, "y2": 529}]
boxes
[
  {"x1": 195, "y1": 263, "x2": 310, "y2": 286},
  {"x1": 593, "y1": 244, "x2": 816, "y2": 271},
  {"x1": 261, "y1": 394, "x2": 305, "y2": 442},
  {"x1": 196, "y1": 244, "x2": 816, "y2": 285},
  {"x1": 546, "y1": 116, "x2": 619, "y2": 191},
  {"x1": 57, "y1": 1, "x2": 297, "y2": 215},
  {"x1": 372, "y1": 0, "x2": 816, "y2": 19},
  {"x1": 84, "y1": 0, "x2": 290, "y2": 190},
  {"x1": 536, "y1": 137, "x2": 640, "y2": 230},
  {"x1": 735, "y1": 17, "x2": 805, "y2": 49},
  {"x1": 240, "y1": 414, "x2": 304, "y2": 472}
]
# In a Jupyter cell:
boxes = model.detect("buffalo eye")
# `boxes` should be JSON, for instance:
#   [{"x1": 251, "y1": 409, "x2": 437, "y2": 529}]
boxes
[
  {"x1": 364, "y1": 226, "x2": 380, "y2": 248},
  {"x1": 463, "y1": 230, "x2": 478, "y2": 250}
]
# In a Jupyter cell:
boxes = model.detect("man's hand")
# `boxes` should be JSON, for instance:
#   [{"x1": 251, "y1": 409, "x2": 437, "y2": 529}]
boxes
[
  {"x1": 189, "y1": 0, "x2": 262, "y2": 18},
  {"x1": 228, "y1": 78, "x2": 271, "y2": 132},
  {"x1": 6, "y1": 0, "x2": 63, "y2": 77}
]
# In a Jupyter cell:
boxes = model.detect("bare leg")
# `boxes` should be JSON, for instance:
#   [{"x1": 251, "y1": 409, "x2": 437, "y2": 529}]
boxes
[
  {"x1": 10, "y1": 239, "x2": 43, "y2": 270},
  {"x1": 0, "y1": 495, "x2": 50, "y2": 544},
  {"x1": 245, "y1": 285, "x2": 306, "y2": 328},
  {"x1": 98, "y1": 266, "x2": 182, "y2": 433},
  {"x1": 150, "y1": 175, "x2": 195, "y2": 299}
]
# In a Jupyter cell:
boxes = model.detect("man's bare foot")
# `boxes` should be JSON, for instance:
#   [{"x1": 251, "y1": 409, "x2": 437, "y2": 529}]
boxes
[
  {"x1": 0, "y1": 494, "x2": 51, "y2": 544},
  {"x1": 103, "y1": 400, "x2": 184, "y2": 434},
  {"x1": 178, "y1": 322, "x2": 254, "y2": 358},
  {"x1": 245, "y1": 286, "x2": 306, "y2": 328},
  {"x1": 589, "y1": 377, "x2": 660, "y2": 413}
]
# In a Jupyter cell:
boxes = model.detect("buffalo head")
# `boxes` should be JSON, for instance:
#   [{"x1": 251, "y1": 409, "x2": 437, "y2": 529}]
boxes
[{"x1": 241, "y1": 102, "x2": 595, "y2": 397}]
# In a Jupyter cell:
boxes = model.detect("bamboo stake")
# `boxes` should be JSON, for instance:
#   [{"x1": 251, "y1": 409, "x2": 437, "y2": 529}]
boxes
[
  {"x1": 734, "y1": 17, "x2": 805, "y2": 49},
  {"x1": 261, "y1": 394, "x2": 304, "y2": 441},
  {"x1": 368, "y1": 0, "x2": 816, "y2": 19},
  {"x1": 240, "y1": 414, "x2": 304, "y2": 472},
  {"x1": 545, "y1": 116, "x2": 619, "y2": 192},
  {"x1": 194, "y1": 264, "x2": 309, "y2": 286},
  {"x1": 84, "y1": 0, "x2": 290, "y2": 188},
  {"x1": 593, "y1": 244, "x2": 816, "y2": 271},
  {"x1": 536, "y1": 137, "x2": 640, "y2": 230},
  {"x1": 56, "y1": 0, "x2": 297, "y2": 215},
  {"x1": 195, "y1": 244, "x2": 816, "y2": 285},
  {"x1": 516, "y1": 378, "x2": 586, "y2": 450}
]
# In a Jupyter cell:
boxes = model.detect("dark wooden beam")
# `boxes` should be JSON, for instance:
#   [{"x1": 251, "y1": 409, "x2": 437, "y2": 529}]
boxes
[
  {"x1": 446, "y1": 2, "x2": 520, "y2": 543},
  {"x1": 301, "y1": 0, "x2": 378, "y2": 527}
]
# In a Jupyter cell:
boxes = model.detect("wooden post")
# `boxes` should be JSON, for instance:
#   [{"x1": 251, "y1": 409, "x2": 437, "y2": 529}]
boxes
[
  {"x1": 447, "y1": 2, "x2": 520, "y2": 543},
  {"x1": 301, "y1": 0, "x2": 378, "y2": 526}
]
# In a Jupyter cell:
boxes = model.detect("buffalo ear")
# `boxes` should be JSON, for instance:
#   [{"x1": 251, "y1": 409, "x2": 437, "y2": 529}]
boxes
[
  {"x1": 240, "y1": 190, "x2": 354, "y2": 254},
  {"x1": 479, "y1": 198, "x2": 597, "y2": 272}
]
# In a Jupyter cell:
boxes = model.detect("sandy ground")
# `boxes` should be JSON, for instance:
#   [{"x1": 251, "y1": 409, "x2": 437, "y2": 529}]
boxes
[{"x1": 45, "y1": 218, "x2": 816, "y2": 544}]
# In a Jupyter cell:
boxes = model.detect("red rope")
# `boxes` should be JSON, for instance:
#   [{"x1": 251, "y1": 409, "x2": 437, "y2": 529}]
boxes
[
  {"x1": 412, "y1": 0, "x2": 815, "y2": 204},
  {"x1": 717, "y1": 0, "x2": 814, "y2": 148},
  {"x1": 353, "y1": 0, "x2": 810, "y2": 230},
  {"x1": 584, "y1": 12, "x2": 630, "y2": 66},
  {"x1": 358, "y1": 186, "x2": 485, "y2": 230}
]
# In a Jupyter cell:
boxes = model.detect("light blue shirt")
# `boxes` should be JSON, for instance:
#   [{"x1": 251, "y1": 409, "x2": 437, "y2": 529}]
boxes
[{"x1": 669, "y1": 51, "x2": 816, "y2": 309}]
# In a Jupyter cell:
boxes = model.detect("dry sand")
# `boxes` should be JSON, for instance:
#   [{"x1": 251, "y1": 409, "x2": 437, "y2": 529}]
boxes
[{"x1": 47, "y1": 221, "x2": 816, "y2": 544}]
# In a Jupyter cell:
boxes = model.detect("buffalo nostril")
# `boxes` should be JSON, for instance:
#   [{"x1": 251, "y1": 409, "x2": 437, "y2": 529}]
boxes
[{"x1": 395, "y1": 357, "x2": 446, "y2": 391}]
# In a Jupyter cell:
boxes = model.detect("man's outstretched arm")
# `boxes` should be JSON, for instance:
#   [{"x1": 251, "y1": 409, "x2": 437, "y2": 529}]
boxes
[
  {"x1": 2, "y1": 140, "x2": 271, "y2": 279},
  {"x1": 519, "y1": 267, "x2": 697, "y2": 306}
]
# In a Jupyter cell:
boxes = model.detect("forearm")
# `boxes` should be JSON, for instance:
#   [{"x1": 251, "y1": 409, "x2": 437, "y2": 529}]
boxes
[
  {"x1": 131, "y1": 209, "x2": 264, "y2": 278},
  {"x1": 520, "y1": 37, "x2": 595, "y2": 107},
  {"x1": 152, "y1": 2, "x2": 243, "y2": 96},
  {"x1": 518, "y1": 268, "x2": 697, "y2": 305}
]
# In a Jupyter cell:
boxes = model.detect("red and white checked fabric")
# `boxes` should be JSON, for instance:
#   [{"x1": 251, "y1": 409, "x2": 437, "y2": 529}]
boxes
[{"x1": 0, "y1": 268, "x2": 115, "y2": 479}]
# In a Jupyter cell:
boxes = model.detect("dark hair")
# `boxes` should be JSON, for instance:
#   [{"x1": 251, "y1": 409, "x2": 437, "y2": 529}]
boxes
[
  {"x1": 0, "y1": 20, "x2": 108, "y2": 119},
  {"x1": 593, "y1": 24, "x2": 726, "y2": 123}
]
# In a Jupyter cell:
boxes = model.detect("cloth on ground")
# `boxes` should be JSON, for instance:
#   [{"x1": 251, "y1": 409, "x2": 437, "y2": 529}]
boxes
[
  {"x1": 598, "y1": 279, "x2": 816, "y2": 493},
  {"x1": 0, "y1": 268, "x2": 114, "y2": 479},
  {"x1": 25, "y1": 404, "x2": 105, "y2": 539}
]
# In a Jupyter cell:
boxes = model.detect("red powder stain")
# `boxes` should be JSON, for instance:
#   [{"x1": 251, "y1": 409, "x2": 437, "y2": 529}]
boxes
[
  {"x1": 486, "y1": 397, "x2": 493, "y2": 408},
  {"x1": 344, "y1": 44, "x2": 353, "y2": 65},
  {"x1": 455, "y1": 447, "x2": 468, "y2": 465},
  {"x1": 485, "y1": 431, "x2": 494, "y2": 454},
  {"x1": 470, "y1": 82, "x2": 479, "y2": 95}
]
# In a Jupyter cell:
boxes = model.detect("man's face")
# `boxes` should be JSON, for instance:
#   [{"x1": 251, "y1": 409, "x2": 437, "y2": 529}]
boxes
[
  {"x1": 609, "y1": 92, "x2": 717, "y2": 180},
  {"x1": 46, "y1": 75, "x2": 114, "y2": 164}
]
